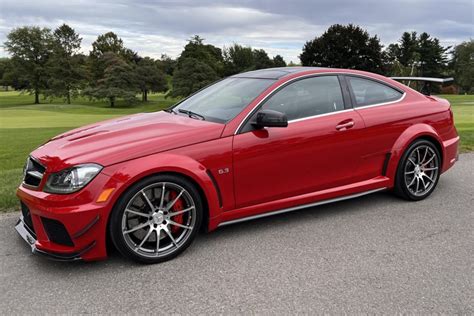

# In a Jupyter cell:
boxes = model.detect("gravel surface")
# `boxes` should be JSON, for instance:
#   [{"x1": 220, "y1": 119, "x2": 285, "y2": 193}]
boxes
[{"x1": 1, "y1": 154, "x2": 473, "y2": 314}]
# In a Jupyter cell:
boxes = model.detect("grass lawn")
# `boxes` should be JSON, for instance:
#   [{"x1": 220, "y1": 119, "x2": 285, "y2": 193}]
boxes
[
  {"x1": 0, "y1": 92, "x2": 178, "y2": 211},
  {"x1": 0, "y1": 92, "x2": 473, "y2": 212}
]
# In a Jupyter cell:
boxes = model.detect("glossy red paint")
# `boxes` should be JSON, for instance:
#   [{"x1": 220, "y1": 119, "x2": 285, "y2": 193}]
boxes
[{"x1": 16, "y1": 68, "x2": 459, "y2": 261}]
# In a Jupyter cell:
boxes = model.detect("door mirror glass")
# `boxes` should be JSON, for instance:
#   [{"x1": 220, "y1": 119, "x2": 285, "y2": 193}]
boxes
[{"x1": 252, "y1": 109, "x2": 288, "y2": 128}]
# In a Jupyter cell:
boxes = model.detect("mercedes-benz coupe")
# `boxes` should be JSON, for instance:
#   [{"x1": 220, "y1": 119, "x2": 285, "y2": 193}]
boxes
[{"x1": 15, "y1": 67, "x2": 459, "y2": 263}]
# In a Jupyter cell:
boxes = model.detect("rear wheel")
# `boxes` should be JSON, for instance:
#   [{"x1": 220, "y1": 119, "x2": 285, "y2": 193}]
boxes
[
  {"x1": 395, "y1": 139, "x2": 441, "y2": 201},
  {"x1": 110, "y1": 174, "x2": 202, "y2": 264}
]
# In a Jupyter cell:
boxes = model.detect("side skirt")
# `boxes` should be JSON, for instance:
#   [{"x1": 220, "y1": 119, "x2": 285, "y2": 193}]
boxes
[{"x1": 217, "y1": 187, "x2": 386, "y2": 227}]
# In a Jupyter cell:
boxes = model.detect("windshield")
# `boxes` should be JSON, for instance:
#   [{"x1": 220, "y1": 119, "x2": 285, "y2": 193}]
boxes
[{"x1": 171, "y1": 77, "x2": 275, "y2": 123}]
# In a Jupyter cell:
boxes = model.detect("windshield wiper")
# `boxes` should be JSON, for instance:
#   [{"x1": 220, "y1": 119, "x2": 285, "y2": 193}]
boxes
[
  {"x1": 164, "y1": 108, "x2": 177, "y2": 114},
  {"x1": 178, "y1": 109, "x2": 206, "y2": 120}
]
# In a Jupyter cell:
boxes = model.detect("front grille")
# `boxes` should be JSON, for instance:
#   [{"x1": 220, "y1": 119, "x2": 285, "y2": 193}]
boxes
[
  {"x1": 21, "y1": 202, "x2": 36, "y2": 238},
  {"x1": 23, "y1": 157, "x2": 46, "y2": 187},
  {"x1": 41, "y1": 217, "x2": 74, "y2": 247}
]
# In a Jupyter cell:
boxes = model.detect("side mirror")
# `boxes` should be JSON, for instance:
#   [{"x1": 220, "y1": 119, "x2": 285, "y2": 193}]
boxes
[{"x1": 252, "y1": 109, "x2": 288, "y2": 129}]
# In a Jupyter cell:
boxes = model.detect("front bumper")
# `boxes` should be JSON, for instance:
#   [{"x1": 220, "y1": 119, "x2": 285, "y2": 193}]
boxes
[
  {"x1": 15, "y1": 216, "x2": 96, "y2": 261},
  {"x1": 15, "y1": 172, "x2": 115, "y2": 261}
]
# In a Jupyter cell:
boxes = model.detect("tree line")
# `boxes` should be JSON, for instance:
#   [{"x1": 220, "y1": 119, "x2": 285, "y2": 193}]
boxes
[{"x1": 0, "y1": 23, "x2": 472, "y2": 107}]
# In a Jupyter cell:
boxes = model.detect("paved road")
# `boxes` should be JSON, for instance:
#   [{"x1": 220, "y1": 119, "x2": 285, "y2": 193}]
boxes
[{"x1": 1, "y1": 154, "x2": 473, "y2": 314}]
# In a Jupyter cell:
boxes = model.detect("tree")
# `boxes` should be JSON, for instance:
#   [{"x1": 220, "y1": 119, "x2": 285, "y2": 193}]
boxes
[
  {"x1": 451, "y1": 40, "x2": 474, "y2": 93},
  {"x1": 135, "y1": 57, "x2": 167, "y2": 101},
  {"x1": 157, "y1": 54, "x2": 176, "y2": 76},
  {"x1": 171, "y1": 58, "x2": 219, "y2": 97},
  {"x1": 0, "y1": 58, "x2": 10, "y2": 90},
  {"x1": 385, "y1": 32, "x2": 449, "y2": 78},
  {"x1": 300, "y1": 24, "x2": 385, "y2": 73},
  {"x1": 4, "y1": 26, "x2": 53, "y2": 103},
  {"x1": 83, "y1": 52, "x2": 139, "y2": 107},
  {"x1": 46, "y1": 24, "x2": 85, "y2": 104},
  {"x1": 273, "y1": 55, "x2": 286, "y2": 67},
  {"x1": 252, "y1": 49, "x2": 274, "y2": 69},
  {"x1": 179, "y1": 35, "x2": 224, "y2": 75},
  {"x1": 397, "y1": 32, "x2": 419, "y2": 66},
  {"x1": 89, "y1": 32, "x2": 129, "y2": 82},
  {"x1": 171, "y1": 36, "x2": 222, "y2": 97},
  {"x1": 223, "y1": 44, "x2": 254, "y2": 75},
  {"x1": 417, "y1": 32, "x2": 449, "y2": 77}
]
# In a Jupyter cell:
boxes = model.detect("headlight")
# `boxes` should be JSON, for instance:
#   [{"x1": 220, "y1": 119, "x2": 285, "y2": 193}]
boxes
[{"x1": 44, "y1": 164, "x2": 103, "y2": 194}]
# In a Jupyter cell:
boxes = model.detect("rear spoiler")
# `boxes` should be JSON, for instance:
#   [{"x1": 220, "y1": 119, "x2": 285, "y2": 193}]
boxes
[{"x1": 390, "y1": 77, "x2": 454, "y2": 96}]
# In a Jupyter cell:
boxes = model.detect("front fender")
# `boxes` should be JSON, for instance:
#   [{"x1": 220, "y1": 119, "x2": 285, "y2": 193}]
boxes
[
  {"x1": 101, "y1": 153, "x2": 221, "y2": 232},
  {"x1": 385, "y1": 123, "x2": 444, "y2": 186}
]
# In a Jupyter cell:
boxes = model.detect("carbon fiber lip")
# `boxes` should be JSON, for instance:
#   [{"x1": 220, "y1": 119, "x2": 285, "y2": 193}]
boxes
[{"x1": 15, "y1": 216, "x2": 95, "y2": 262}]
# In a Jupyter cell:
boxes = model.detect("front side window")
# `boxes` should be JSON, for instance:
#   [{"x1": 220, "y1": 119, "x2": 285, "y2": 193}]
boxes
[
  {"x1": 347, "y1": 76, "x2": 403, "y2": 107},
  {"x1": 261, "y1": 76, "x2": 345, "y2": 121},
  {"x1": 173, "y1": 77, "x2": 275, "y2": 123}
]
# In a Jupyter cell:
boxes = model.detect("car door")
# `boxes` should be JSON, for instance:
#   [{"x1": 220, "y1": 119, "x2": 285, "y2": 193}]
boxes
[
  {"x1": 344, "y1": 75, "x2": 407, "y2": 180},
  {"x1": 232, "y1": 75, "x2": 366, "y2": 208}
]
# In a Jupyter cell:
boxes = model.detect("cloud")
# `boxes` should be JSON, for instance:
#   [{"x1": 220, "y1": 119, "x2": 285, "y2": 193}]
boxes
[{"x1": 0, "y1": 0, "x2": 472, "y2": 63}]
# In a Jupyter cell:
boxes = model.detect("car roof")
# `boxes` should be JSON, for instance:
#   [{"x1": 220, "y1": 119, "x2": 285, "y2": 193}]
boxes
[{"x1": 232, "y1": 67, "x2": 325, "y2": 79}]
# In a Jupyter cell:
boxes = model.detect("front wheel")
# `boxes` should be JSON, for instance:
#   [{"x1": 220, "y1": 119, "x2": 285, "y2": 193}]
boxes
[
  {"x1": 109, "y1": 174, "x2": 203, "y2": 264},
  {"x1": 394, "y1": 139, "x2": 441, "y2": 201}
]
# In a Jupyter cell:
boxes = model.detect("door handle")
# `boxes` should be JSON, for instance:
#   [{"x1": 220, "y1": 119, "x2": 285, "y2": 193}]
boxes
[{"x1": 335, "y1": 120, "x2": 354, "y2": 131}]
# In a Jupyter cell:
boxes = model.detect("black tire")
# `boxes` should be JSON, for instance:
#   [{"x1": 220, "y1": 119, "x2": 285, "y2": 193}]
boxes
[
  {"x1": 109, "y1": 174, "x2": 203, "y2": 264},
  {"x1": 394, "y1": 139, "x2": 441, "y2": 201}
]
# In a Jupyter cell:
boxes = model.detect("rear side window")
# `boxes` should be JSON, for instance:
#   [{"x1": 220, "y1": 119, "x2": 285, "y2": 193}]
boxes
[
  {"x1": 347, "y1": 76, "x2": 403, "y2": 107},
  {"x1": 262, "y1": 76, "x2": 345, "y2": 121}
]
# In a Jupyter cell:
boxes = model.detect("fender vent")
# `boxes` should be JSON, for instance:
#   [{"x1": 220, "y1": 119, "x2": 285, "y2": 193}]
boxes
[{"x1": 382, "y1": 153, "x2": 391, "y2": 176}]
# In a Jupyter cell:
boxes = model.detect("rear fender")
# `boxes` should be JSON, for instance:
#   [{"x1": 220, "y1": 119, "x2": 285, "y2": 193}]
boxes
[{"x1": 385, "y1": 124, "x2": 444, "y2": 186}]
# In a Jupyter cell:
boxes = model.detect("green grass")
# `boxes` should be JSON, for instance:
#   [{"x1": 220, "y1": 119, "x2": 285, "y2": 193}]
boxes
[
  {"x1": 442, "y1": 94, "x2": 474, "y2": 152},
  {"x1": 0, "y1": 92, "x2": 472, "y2": 212},
  {"x1": 0, "y1": 92, "x2": 178, "y2": 211}
]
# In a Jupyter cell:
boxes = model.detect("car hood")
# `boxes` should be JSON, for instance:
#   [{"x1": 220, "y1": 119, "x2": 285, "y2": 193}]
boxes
[{"x1": 31, "y1": 111, "x2": 225, "y2": 172}]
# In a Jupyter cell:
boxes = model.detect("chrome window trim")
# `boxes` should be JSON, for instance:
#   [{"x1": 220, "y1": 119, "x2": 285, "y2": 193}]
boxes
[
  {"x1": 234, "y1": 72, "x2": 406, "y2": 135},
  {"x1": 288, "y1": 108, "x2": 354, "y2": 124},
  {"x1": 352, "y1": 92, "x2": 406, "y2": 110}
]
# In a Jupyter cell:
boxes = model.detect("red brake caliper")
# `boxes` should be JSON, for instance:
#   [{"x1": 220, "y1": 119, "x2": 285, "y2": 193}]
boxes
[{"x1": 168, "y1": 191, "x2": 184, "y2": 234}]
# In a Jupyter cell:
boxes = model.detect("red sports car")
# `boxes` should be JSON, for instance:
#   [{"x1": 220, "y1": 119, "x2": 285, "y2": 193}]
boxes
[{"x1": 15, "y1": 67, "x2": 459, "y2": 263}]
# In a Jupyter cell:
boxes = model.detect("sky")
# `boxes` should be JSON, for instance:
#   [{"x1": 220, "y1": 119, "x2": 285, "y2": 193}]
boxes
[{"x1": 0, "y1": 0, "x2": 472, "y2": 63}]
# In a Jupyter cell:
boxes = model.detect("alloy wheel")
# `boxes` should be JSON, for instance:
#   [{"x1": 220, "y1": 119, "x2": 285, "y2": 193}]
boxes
[
  {"x1": 403, "y1": 145, "x2": 439, "y2": 197},
  {"x1": 121, "y1": 182, "x2": 197, "y2": 259}
]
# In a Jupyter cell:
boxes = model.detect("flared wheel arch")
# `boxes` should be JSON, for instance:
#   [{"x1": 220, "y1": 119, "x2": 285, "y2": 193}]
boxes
[
  {"x1": 105, "y1": 171, "x2": 211, "y2": 255},
  {"x1": 387, "y1": 128, "x2": 444, "y2": 187}
]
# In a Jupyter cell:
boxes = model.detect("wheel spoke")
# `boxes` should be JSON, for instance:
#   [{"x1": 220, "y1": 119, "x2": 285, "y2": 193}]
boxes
[
  {"x1": 168, "y1": 219, "x2": 193, "y2": 230},
  {"x1": 405, "y1": 171, "x2": 415, "y2": 175},
  {"x1": 422, "y1": 173, "x2": 434, "y2": 183},
  {"x1": 159, "y1": 183, "x2": 166, "y2": 209},
  {"x1": 422, "y1": 155, "x2": 435, "y2": 167},
  {"x1": 421, "y1": 147, "x2": 429, "y2": 164},
  {"x1": 125, "y1": 208, "x2": 150, "y2": 218},
  {"x1": 163, "y1": 226, "x2": 177, "y2": 247},
  {"x1": 408, "y1": 158, "x2": 417, "y2": 166},
  {"x1": 141, "y1": 190, "x2": 156, "y2": 212},
  {"x1": 423, "y1": 167, "x2": 438, "y2": 171},
  {"x1": 168, "y1": 206, "x2": 194, "y2": 217},
  {"x1": 407, "y1": 176, "x2": 416, "y2": 187},
  {"x1": 416, "y1": 148, "x2": 421, "y2": 164},
  {"x1": 165, "y1": 189, "x2": 185, "y2": 211},
  {"x1": 136, "y1": 227, "x2": 153, "y2": 250},
  {"x1": 124, "y1": 221, "x2": 150, "y2": 234},
  {"x1": 419, "y1": 176, "x2": 427, "y2": 189},
  {"x1": 155, "y1": 229, "x2": 161, "y2": 253},
  {"x1": 415, "y1": 177, "x2": 420, "y2": 193}
]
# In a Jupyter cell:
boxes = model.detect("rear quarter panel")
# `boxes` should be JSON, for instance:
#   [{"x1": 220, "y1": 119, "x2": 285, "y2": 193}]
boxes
[{"x1": 355, "y1": 92, "x2": 455, "y2": 187}]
